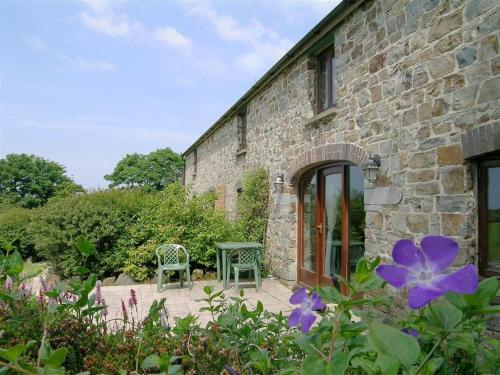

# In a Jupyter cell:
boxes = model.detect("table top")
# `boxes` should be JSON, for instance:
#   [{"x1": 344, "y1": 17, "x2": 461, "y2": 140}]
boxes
[{"x1": 215, "y1": 242, "x2": 263, "y2": 250}]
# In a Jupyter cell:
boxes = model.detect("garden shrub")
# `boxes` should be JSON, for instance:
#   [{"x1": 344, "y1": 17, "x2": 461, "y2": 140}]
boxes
[
  {"x1": 27, "y1": 189, "x2": 151, "y2": 278},
  {"x1": 0, "y1": 207, "x2": 36, "y2": 260},
  {"x1": 1, "y1": 238, "x2": 499, "y2": 375},
  {"x1": 236, "y1": 168, "x2": 269, "y2": 243},
  {"x1": 120, "y1": 183, "x2": 243, "y2": 281}
]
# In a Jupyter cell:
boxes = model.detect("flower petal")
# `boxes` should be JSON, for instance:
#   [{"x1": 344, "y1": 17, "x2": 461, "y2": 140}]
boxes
[
  {"x1": 392, "y1": 239, "x2": 426, "y2": 270},
  {"x1": 289, "y1": 288, "x2": 307, "y2": 305},
  {"x1": 433, "y1": 265, "x2": 478, "y2": 294},
  {"x1": 288, "y1": 308, "x2": 301, "y2": 327},
  {"x1": 376, "y1": 265, "x2": 414, "y2": 288},
  {"x1": 408, "y1": 284, "x2": 445, "y2": 309},
  {"x1": 420, "y1": 236, "x2": 458, "y2": 272},
  {"x1": 299, "y1": 312, "x2": 316, "y2": 333},
  {"x1": 311, "y1": 292, "x2": 326, "y2": 311}
]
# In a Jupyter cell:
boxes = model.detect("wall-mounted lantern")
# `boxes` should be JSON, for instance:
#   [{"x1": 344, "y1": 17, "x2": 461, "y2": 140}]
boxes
[
  {"x1": 362, "y1": 154, "x2": 381, "y2": 183},
  {"x1": 273, "y1": 173, "x2": 285, "y2": 206}
]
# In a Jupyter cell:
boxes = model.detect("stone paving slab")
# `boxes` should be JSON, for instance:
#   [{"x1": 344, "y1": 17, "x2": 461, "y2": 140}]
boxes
[{"x1": 100, "y1": 279, "x2": 294, "y2": 325}]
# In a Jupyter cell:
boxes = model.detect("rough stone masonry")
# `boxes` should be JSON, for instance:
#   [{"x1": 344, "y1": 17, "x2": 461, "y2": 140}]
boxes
[{"x1": 183, "y1": 0, "x2": 500, "y2": 282}]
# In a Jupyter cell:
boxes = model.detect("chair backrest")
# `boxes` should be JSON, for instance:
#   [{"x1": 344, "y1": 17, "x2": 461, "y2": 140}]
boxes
[
  {"x1": 229, "y1": 248, "x2": 258, "y2": 267},
  {"x1": 155, "y1": 244, "x2": 189, "y2": 267}
]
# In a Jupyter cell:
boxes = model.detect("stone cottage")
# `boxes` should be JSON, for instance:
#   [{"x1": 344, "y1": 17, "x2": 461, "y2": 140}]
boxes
[{"x1": 183, "y1": 0, "x2": 500, "y2": 290}]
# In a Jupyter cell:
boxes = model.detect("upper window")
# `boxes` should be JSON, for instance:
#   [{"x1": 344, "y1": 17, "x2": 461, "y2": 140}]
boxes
[
  {"x1": 478, "y1": 154, "x2": 500, "y2": 277},
  {"x1": 237, "y1": 111, "x2": 247, "y2": 151},
  {"x1": 316, "y1": 47, "x2": 336, "y2": 113}
]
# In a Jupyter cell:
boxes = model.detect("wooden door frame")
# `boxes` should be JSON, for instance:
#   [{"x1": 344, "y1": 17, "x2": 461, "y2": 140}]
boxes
[{"x1": 297, "y1": 163, "x2": 355, "y2": 291}]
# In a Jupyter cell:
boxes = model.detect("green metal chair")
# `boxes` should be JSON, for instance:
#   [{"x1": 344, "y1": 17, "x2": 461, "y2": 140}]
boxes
[
  {"x1": 226, "y1": 248, "x2": 261, "y2": 292},
  {"x1": 156, "y1": 244, "x2": 192, "y2": 292}
]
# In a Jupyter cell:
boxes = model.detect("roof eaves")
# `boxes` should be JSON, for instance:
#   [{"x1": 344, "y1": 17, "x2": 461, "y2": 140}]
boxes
[{"x1": 182, "y1": 0, "x2": 362, "y2": 156}]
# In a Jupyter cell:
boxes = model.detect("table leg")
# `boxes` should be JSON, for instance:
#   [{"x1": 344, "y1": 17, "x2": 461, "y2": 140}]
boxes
[
  {"x1": 216, "y1": 248, "x2": 221, "y2": 282},
  {"x1": 222, "y1": 249, "x2": 227, "y2": 289}
]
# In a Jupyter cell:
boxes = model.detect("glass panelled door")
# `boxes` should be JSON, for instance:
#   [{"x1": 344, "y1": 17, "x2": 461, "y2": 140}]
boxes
[{"x1": 298, "y1": 164, "x2": 365, "y2": 289}]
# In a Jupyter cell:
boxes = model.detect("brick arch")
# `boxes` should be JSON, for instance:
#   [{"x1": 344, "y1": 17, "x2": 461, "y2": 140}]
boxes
[{"x1": 286, "y1": 143, "x2": 370, "y2": 187}]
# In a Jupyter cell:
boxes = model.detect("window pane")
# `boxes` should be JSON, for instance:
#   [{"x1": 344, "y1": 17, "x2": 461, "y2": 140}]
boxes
[
  {"x1": 323, "y1": 173, "x2": 343, "y2": 278},
  {"x1": 349, "y1": 166, "x2": 365, "y2": 279},
  {"x1": 487, "y1": 166, "x2": 500, "y2": 271},
  {"x1": 302, "y1": 172, "x2": 317, "y2": 272},
  {"x1": 331, "y1": 57, "x2": 336, "y2": 106},
  {"x1": 319, "y1": 56, "x2": 328, "y2": 111}
]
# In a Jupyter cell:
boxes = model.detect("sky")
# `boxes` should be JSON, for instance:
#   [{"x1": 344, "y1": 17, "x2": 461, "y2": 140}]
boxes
[{"x1": 0, "y1": 0, "x2": 341, "y2": 189}]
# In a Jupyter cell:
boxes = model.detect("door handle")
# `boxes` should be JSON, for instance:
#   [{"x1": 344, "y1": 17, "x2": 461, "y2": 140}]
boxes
[{"x1": 317, "y1": 223, "x2": 323, "y2": 235}]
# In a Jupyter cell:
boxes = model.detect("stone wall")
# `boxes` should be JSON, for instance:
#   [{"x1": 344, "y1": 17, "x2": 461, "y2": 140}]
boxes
[{"x1": 184, "y1": 0, "x2": 500, "y2": 281}]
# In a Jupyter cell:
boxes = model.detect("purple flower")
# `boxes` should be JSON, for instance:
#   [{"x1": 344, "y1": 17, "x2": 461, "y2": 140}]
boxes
[
  {"x1": 288, "y1": 288, "x2": 325, "y2": 333},
  {"x1": 129, "y1": 289, "x2": 137, "y2": 306},
  {"x1": 376, "y1": 236, "x2": 478, "y2": 309},
  {"x1": 224, "y1": 365, "x2": 239, "y2": 375},
  {"x1": 95, "y1": 281, "x2": 102, "y2": 305},
  {"x1": 402, "y1": 327, "x2": 420, "y2": 337},
  {"x1": 121, "y1": 299, "x2": 128, "y2": 321}
]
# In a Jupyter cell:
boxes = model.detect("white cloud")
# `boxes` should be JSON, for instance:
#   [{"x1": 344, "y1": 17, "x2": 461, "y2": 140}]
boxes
[
  {"x1": 23, "y1": 34, "x2": 47, "y2": 52},
  {"x1": 79, "y1": 0, "x2": 192, "y2": 53},
  {"x1": 152, "y1": 27, "x2": 192, "y2": 52},
  {"x1": 59, "y1": 54, "x2": 116, "y2": 71},
  {"x1": 186, "y1": 2, "x2": 293, "y2": 75},
  {"x1": 79, "y1": 11, "x2": 143, "y2": 36}
]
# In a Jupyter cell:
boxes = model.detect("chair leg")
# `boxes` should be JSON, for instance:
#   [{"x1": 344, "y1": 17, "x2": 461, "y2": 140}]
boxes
[
  {"x1": 179, "y1": 270, "x2": 184, "y2": 288},
  {"x1": 157, "y1": 268, "x2": 162, "y2": 293},
  {"x1": 235, "y1": 267, "x2": 239, "y2": 293},
  {"x1": 226, "y1": 262, "x2": 231, "y2": 289},
  {"x1": 254, "y1": 265, "x2": 260, "y2": 290}
]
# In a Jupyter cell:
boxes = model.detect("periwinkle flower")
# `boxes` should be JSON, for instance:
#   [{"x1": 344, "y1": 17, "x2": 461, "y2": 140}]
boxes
[
  {"x1": 121, "y1": 299, "x2": 128, "y2": 321},
  {"x1": 402, "y1": 327, "x2": 420, "y2": 337},
  {"x1": 223, "y1": 365, "x2": 239, "y2": 375},
  {"x1": 288, "y1": 288, "x2": 325, "y2": 333},
  {"x1": 376, "y1": 236, "x2": 478, "y2": 309}
]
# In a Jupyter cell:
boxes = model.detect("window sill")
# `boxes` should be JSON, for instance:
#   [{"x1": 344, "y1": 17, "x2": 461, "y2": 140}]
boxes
[
  {"x1": 236, "y1": 148, "x2": 247, "y2": 157},
  {"x1": 304, "y1": 106, "x2": 338, "y2": 127}
]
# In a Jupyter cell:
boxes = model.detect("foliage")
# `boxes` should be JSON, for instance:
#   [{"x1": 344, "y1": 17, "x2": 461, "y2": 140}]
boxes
[
  {"x1": 27, "y1": 189, "x2": 150, "y2": 278},
  {"x1": 0, "y1": 207, "x2": 36, "y2": 260},
  {"x1": 105, "y1": 148, "x2": 184, "y2": 191},
  {"x1": 0, "y1": 153, "x2": 83, "y2": 208},
  {"x1": 1, "y1": 240, "x2": 500, "y2": 375},
  {"x1": 236, "y1": 168, "x2": 269, "y2": 243},
  {"x1": 120, "y1": 184, "x2": 243, "y2": 281}
]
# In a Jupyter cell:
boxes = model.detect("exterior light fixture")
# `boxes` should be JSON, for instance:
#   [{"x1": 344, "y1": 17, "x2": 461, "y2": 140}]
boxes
[
  {"x1": 362, "y1": 154, "x2": 381, "y2": 183},
  {"x1": 273, "y1": 173, "x2": 285, "y2": 206},
  {"x1": 273, "y1": 173, "x2": 285, "y2": 191}
]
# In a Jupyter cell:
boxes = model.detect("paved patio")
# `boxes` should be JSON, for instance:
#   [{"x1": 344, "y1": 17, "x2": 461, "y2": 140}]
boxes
[{"x1": 99, "y1": 278, "x2": 294, "y2": 325}]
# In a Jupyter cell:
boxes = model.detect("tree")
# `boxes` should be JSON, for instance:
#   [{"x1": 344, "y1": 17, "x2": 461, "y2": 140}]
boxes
[
  {"x1": 0, "y1": 154, "x2": 82, "y2": 208},
  {"x1": 105, "y1": 148, "x2": 184, "y2": 191}
]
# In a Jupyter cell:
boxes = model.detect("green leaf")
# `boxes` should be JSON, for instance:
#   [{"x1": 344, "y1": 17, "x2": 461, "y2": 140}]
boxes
[
  {"x1": 46, "y1": 348, "x2": 68, "y2": 367},
  {"x1": 351, "y1": 357, "x2": 377, "y2": 375},
  {"x1": 464, "y1": 277, "x2": 499, "y2": 309},
  {"x1": 20, "y1": 261, "x2": 44, "y2": 281},
  {"x1": 168, "y1": 364, "x2": 182, "y2": 374},
  {"x1": 375, "y1": 354, "x2": 399, "y2": 375},
  {"x1": 203, "y1": 285, "x2": 213, "y2": 295},
  {"x1": 75, "y1": 236, "x2": 96, "y2": 257},
  {"x1": 0, "y1": 344, "x2": 25, "y2": 362},
  {"x1": 141, "y1": 354, "x2": 161, "y2": 369},
  {"x1": 73, "y1": 266, "x2": 90, "y2": 276},
  {"x1": 418, "y1": 357, "x2": 443, "y2": 375},
  {"x1": 301, "y1": 353, "x2": 326, "y2": 373},
  {"x1": 470, "y1": 305, "x2": 500, "y2": 315},
  {"x1": 355, "y1": 258, "x2": 370, "y2": 283},
  {"x1": 329, "y1": 351, "x2": 348, "y2": 375},
  {"x1": 424, "y1": 303, "x2": 462, "y2": 330},
  {"x1": 317, "y1": 286, "x2": 346, "y2": 304},
  {"x1": 6, "y1": 250, "x2": 24, "y2": 277},
  {"x1": 367, "y1": 322, "x2": 420, "y2": 368}
]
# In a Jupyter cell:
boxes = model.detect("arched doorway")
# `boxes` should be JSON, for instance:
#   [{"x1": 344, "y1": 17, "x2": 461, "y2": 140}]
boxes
[{"x1": 298, "y1": 163, "x2": 365, "y2": 291}]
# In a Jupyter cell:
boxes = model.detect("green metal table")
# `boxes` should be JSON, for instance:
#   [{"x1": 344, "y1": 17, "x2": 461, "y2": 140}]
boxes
[{"x1": 215, "y1": 242, "x2": 263, "y2": 289}]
